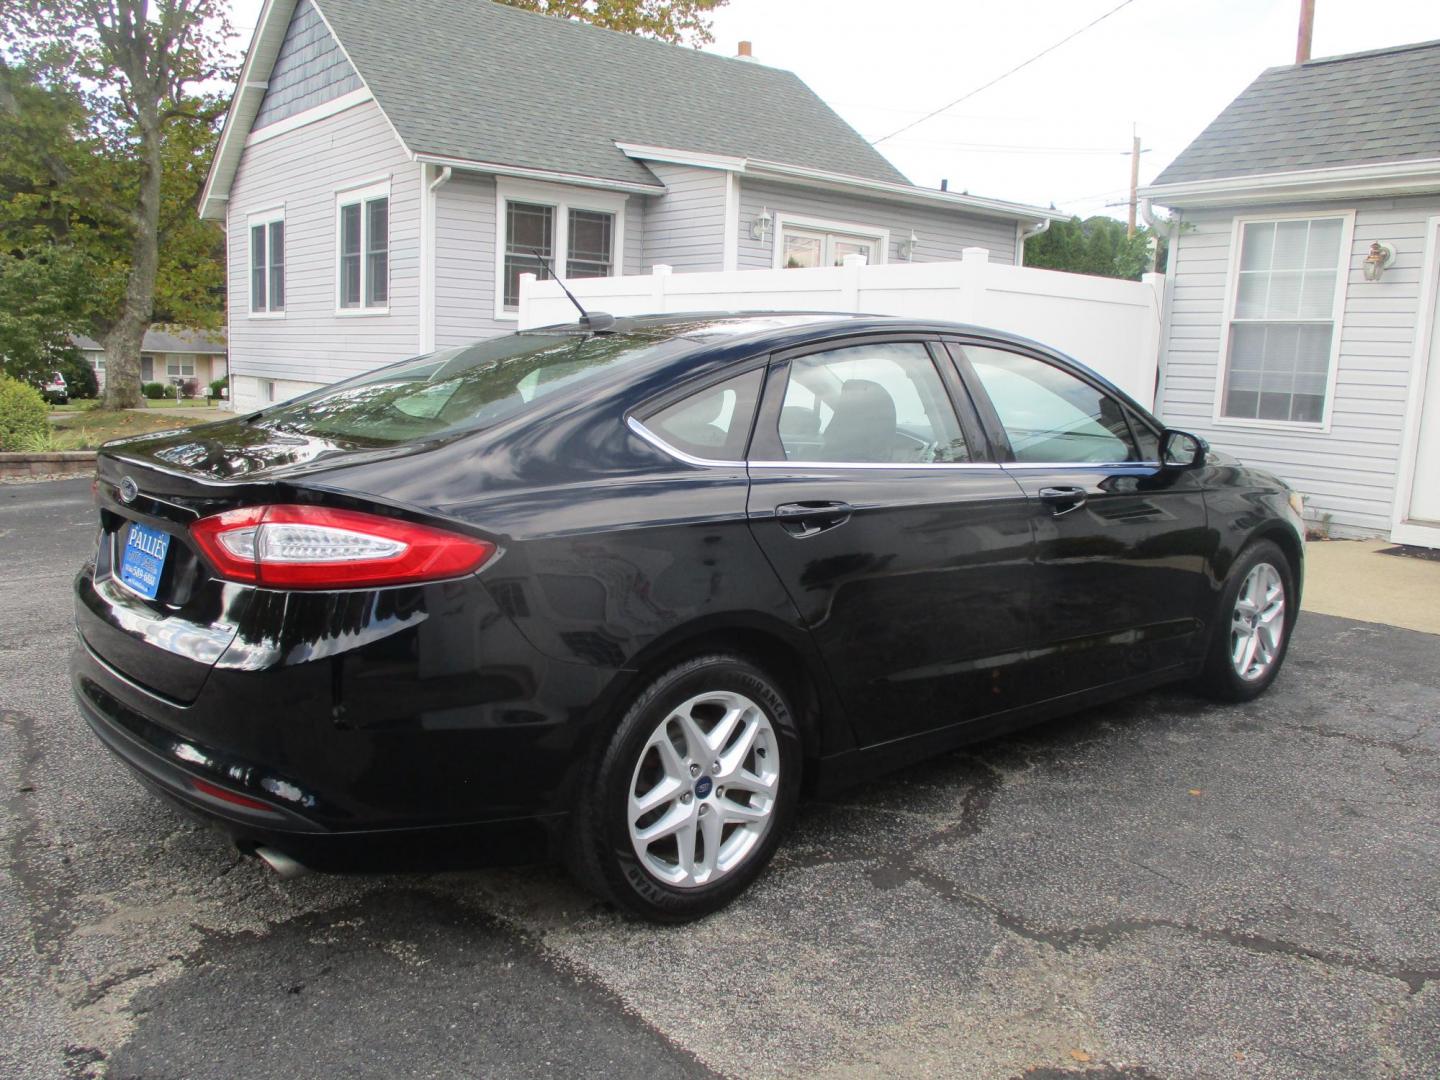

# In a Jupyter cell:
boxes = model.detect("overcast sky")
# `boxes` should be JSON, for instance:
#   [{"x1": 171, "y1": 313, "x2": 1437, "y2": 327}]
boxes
[{"x1": 229, "y1": 0, "x2": 1440, "y2": 219}]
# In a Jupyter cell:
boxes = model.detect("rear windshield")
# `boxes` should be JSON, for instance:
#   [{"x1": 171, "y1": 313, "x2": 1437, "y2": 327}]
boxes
[{"x1": 248, "y1": 331, "x2": 692, "y2": 446}]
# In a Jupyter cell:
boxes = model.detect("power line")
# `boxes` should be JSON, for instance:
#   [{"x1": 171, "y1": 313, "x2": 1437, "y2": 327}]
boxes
[{"x1": 870, "y1": 0, "x2": 1143, "y2": 146}]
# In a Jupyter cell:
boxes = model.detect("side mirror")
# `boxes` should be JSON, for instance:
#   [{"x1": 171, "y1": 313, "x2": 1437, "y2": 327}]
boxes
[{"x1": 1161, "y1": 429, "x2": 1207, "y2": 469}]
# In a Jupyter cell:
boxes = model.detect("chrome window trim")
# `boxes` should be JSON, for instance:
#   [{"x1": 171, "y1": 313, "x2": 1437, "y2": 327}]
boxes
[
  {"x1": 1002, "y1": 461, "x2": 1162, "y2": 470},
  {"x1": 748, "y1": 459, "x2": 1003, "y2": 471},
  {"x1": 627, "y1": 416, "x2": 746, "y2": 468}
]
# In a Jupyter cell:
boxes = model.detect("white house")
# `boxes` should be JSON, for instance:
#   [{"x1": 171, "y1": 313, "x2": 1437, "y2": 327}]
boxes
[
  {"x1": 1142, "y1": 39, "x2": 1440, "y2": 548},
  {"x1": 200, "y1": 0, "x2": 1062, "y2": 415},
  {"x1": 74, "y1": 328, "x2": 228, "y2": 393}
]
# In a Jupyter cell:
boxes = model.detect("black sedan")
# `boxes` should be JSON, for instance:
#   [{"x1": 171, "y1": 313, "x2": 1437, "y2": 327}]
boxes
[{"x1": 73, "y1": 314, "x2": 1304, "y2": 921}]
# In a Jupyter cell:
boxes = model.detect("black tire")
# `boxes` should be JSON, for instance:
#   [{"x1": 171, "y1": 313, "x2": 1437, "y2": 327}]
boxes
[
  {"x1": 1196, "y1": 539, "x2": 1296, "y2": 702},
  {"x1": 567, "y1": 653, "x2": 802, "y2": 922}
]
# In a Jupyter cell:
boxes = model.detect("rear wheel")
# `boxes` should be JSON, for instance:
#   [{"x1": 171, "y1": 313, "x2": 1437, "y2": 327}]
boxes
[
  {"x1": 568, "y1": 654, "x2": 801, "y2": 922},
  {"x1": 1197, "y1": 539, "x2": 1295, "y2": 701}
]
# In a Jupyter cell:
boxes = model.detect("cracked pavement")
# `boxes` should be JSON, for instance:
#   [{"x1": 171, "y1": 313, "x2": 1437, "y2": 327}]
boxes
[{"x1": 2, "y1": 477, "x2": 1438, "y2": 1079}]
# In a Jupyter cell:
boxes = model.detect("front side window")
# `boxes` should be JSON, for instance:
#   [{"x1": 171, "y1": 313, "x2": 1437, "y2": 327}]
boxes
[
  {"x1": 763, "y1": 341, "x2": 968, "y2": 464},
  {"x1": 338, "y1": 187, "x2": 389, "y2": 311},
  {"x1": 642, "y1": 369, "x2": 764, "y2": 461},
  {"x1": 962, "y1": 346, "x2": 1139, "y2": 464},
  {"x1": 779, "y1": 224, "x2": 883, "y2": 268},
  {"x1": 249, "y1": 214, "x2": 284, "y2": 314},
  {"x1": 1223, "y1": 216, "x2": 1347, "y2": 424}
]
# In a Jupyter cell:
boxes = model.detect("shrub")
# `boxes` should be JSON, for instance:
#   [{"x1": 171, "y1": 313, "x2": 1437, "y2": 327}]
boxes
[
  {"x1": 0, "y1": 375, "x2": 50, "y2": 451},
  {"x1": 141, "y1": 381, "x2": 167, "y2": 399},
  {"x1": 181, "y1": 378, "x2": 199, "y2": 399},
  {"x1": 208, "y1": 376, "x2": 228, "y2": 400}
]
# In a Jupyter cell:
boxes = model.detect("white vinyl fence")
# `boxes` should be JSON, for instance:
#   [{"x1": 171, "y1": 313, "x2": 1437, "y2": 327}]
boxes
[{"x1": 518, "y1": 247, "x2": 1165, "y2": 407}]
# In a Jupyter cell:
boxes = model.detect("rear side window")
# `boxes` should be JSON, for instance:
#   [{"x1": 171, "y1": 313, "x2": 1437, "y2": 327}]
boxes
[
  {"x1": 641, "y1": 369, "x2": 763, "y2": 461},
  {"x1": 760, "y1": 341, "x2": 969, "y2": 464},
  {"x1": 251, "y1": 332, "x2": 694, "y2": 446},
  {"x1": 961, "y1": 346, "x2": 1139, "y2": 464}
]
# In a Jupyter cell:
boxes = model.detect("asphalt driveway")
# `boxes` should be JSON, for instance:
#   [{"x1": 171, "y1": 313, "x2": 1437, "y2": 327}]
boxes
[{"x1": 3, "y1": 478, "x2": 1438, "y2": 1079}]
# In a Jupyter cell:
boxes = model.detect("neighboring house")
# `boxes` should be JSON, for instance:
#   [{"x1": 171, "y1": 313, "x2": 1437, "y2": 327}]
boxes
[
  {"x1": 1142, "y1": 39, "x2": 1440, "y2": 548},
  {"x1": 75, "y1": 329, "x2": 229, "y2": 394},
  {"x1": 200, "y1": 0, "x2": 1061, "y2": 414}
]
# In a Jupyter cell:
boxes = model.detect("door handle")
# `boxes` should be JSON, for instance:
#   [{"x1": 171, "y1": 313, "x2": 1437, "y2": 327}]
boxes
[
  {"x1": 774, "y1": 501, "x2": 853, "y2": 537},
  {"x1": 1038, "y1": 486, "x2": 1088, "y2": 516}
]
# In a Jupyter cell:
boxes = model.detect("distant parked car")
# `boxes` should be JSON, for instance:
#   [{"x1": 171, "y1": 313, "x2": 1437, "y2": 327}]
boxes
[
  {"x1": 41, "y1": 371, "x2": 68, "y2": 405},
  {"x1": 73, "y1": 313, "x2": 1305, "y2": 921}
]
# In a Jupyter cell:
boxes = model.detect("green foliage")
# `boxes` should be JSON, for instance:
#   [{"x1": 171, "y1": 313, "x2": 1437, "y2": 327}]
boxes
[
  {"x1": 141, "y1": 381, "x2": 166, "y2": 399},
  {"x1": 495, "y1": 0, "x2": 728, "y2": 45},
  {"x1": 208, "y1": 375, "x2": 227, "y2": 399},
  {"x1": 1023, "y1": 216, "x2": 1164, "y2": 281},
  {"x1": 0, "y1": 2, "x2": 235, "y2": 408},
  {"x1": 0, "y1": 374, "x2": 49, "y2": 450},
  {"x1": 58, "y1": 353, "x2": 98, "y2": 398}
]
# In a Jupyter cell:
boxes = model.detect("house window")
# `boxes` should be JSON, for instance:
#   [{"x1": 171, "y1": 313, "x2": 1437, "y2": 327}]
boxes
[
  {"x1": 1221, "y1": 215, "x2": 1350, "y2": 425},
  {"x1": 496, "y1": 181, "x2": 626, "y2": 316},
  {"x1": 777, "y1": 218, "x2": 886, "y2": 269},
  {"x1": 248, "y1": 210, "x2": 285, "y2": 314},
  {"x1": 503, "y1": 201, "x2": 555, "y2": 308},
  {"x1": 337, "y1": 182, "x2": 389, "y2": 312},
  {"x1": 166, "y1": 356, "x2": 196, "y2": 378}
]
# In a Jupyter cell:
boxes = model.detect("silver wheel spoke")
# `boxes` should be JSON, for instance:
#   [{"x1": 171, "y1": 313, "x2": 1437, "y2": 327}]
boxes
[
  {"x1": 626, "y1": 688, "x2": 781, "y2": 890},
  {"x1": 1229, "y1": 561, "x2": 1287, "y2": 682}
]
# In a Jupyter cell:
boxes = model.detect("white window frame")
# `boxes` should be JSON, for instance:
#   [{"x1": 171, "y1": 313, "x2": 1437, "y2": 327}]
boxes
[
  {"x1": 334, "y1": 178, "x2": 391, "y2": 316},
  {"x1": 773, "y1": 213, "x2": 889, "y2": 270},
  {"x1": 247, "y1": 207, "x2": 286, "y2": 319},
  {"x1": 1214, "y1": 209, "x2": 1355, "y2": 433},
  {"x1": 493, "y1": 178, "x2": 628, "y2": 321}
]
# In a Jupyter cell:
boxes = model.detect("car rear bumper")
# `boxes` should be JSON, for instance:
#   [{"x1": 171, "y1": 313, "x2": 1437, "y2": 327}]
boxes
[{"x1": 73, "y1": 639, "x2": 567, "y2": 872}]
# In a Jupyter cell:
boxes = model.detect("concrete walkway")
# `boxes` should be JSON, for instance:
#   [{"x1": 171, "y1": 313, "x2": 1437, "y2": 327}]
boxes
[{"x1": 1302, "y1": 538, "x2": 1440, "y2": 635}]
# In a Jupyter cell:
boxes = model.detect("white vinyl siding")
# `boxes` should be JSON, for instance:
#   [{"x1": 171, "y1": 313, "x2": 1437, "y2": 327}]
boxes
[
  {"x1": 1156, "y1": 195, "x2": 1440, "y2": 536},
  {"x1": 738, "y1": 178, "x2": 1021, "y2": 269},
  {"x1": 226, "y1": 98, "x2": 420, "y2": 404},
  {"x1": 640, "y1": 163, "x2": 729, "y2": 272}
]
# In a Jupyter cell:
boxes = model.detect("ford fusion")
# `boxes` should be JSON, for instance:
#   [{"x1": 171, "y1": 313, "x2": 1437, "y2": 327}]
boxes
[{"x1": 73, "y1": 314, "x2": 1304, "y2": 920}]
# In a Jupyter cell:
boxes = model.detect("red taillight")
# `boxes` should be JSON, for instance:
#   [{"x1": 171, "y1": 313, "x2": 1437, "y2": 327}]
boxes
[
  {"x1": 191, "y1": 777, "x2": 276, "y2": 812},
  {"x1": 190, "y1": 504, "x2": 496, "y2": 589}
]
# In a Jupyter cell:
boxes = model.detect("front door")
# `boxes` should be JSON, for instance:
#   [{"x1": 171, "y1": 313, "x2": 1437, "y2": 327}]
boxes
[
  {"x1": 745, "y1": 337, "x2": 1034, "y2": 748},
  {"x1": 951, "y1": 341, "x2": 1213, "y2": 701},
  {"x1": 1396, "y1": 217, "x2": 1440, "y2": 548}
]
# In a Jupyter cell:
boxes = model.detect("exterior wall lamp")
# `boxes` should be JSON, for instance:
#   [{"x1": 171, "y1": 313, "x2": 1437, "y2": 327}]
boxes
[
  {"x1": 750, "y1": 207, "x2": 772, "y2": 242},
  {"x1": 1362, "y1": 241, "x2": 1396, "y2": 281},
  {"x1": 897, "y1": 230, "x2": 920, "y2": 261}
]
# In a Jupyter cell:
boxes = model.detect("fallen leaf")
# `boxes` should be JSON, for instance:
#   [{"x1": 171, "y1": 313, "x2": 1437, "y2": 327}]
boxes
[
  {"x1": 1069, "y1": 1049, "x2": 1091, "y2": 1063},
  {"x1": 1188, "y1": 788, "x2": 1204, "y2": 796}
]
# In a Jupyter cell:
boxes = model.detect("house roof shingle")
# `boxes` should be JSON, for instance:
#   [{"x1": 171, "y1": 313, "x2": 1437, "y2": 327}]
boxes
[
  {"x1": 314, "y1": 0, "x2": 909, "y2": 188},
  {"x1": 1152, "y1": 38, "x2": 1440, "y2": 186}
]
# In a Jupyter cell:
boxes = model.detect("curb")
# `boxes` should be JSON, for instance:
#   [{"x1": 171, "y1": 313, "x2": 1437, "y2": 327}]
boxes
[{"x1": 0, "y1": 451, "x2": 97, "y2": 480}]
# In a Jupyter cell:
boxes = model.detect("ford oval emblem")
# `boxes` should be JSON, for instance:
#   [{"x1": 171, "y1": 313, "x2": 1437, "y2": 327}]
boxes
[{"x1": 118, "y1": 476, "x2": 139, "y2": 504}]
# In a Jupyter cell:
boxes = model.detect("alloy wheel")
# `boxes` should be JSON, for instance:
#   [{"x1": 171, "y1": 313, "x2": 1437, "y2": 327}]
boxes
[
  {"x1": 626, "y1": 690, "x2": 780, "y2": 889},
  {"x1": 1230, "y1": 561, "x2": 1286, "y2": 681}
]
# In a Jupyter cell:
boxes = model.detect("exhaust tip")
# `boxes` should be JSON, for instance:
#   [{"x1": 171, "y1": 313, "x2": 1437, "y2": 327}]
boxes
[{"x1": 254, "y1": 846, "x2": 309, "y2": 880}]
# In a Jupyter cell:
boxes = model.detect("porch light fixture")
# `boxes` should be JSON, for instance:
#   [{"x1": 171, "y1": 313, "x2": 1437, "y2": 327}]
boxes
[
  {"x1": 1362, "y1": 241, "x2": 1396, "y2": 281},
  {"x1": 898, "y1": 230, "x2": 920, "y2": 261},
  {"x1": 749, "y1": 207, "x2": 772, "y2": 242}
]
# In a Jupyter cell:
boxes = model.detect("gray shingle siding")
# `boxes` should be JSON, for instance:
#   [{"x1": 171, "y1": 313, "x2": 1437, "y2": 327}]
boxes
[
  {"x1": 1155, "y1": 196, "x2": 1440, "y2": 535},
  {"x1": 1154, "y1": 39, "x2": 1440, "y2": 185},
  {"x1": 737, "y1": 179, "x2": 1020, "y2": 268},
  {"x1": 253, "y1": 0, "x2": 362, "y2": 130},
  {"x1": 312, "y1": 0, "x2": 908, "y2": 187}
]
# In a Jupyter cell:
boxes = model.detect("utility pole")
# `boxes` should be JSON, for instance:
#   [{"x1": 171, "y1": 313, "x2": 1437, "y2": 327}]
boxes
[
  {"x1": 1127, "y1": 126, "x2": 1141, "y2": 238},
  {"x1": 1296, "y1": 0, "x2": 1315, "y2": 63}
]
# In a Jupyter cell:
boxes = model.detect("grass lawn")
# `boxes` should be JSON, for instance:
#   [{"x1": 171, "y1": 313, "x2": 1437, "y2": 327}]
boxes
[
  {"x1": 48, "y1": 408, "x2": 212, "y2": 451},
  {"x1": 139, "y1": 397, "x2": 222, "y2": 409}
]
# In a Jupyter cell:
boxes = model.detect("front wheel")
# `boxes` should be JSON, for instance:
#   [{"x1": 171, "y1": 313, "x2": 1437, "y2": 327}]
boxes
[
  {"x1": 568, "y1": 654, "x2": 801, "y2": 922},
  {"x1": 1197, "y1": 539, "x2": 1295, "y2": 702}
]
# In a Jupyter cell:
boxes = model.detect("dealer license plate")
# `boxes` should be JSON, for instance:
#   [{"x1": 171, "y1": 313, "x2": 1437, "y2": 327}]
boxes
[{"x1": 119, "y1": 522, "x2": 170, "y2": 600}]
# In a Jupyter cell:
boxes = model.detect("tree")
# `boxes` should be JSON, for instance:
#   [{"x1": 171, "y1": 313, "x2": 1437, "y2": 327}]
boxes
[
  {"x1": 0, "y1": 2, "x2": 232, "y2": 409},
  {"x1": 1023, "y1": 215, "x2": 1165, "y2": 281},
  {"x1": 496, "y1": 0, "x2": 728, "y2": 46}
]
